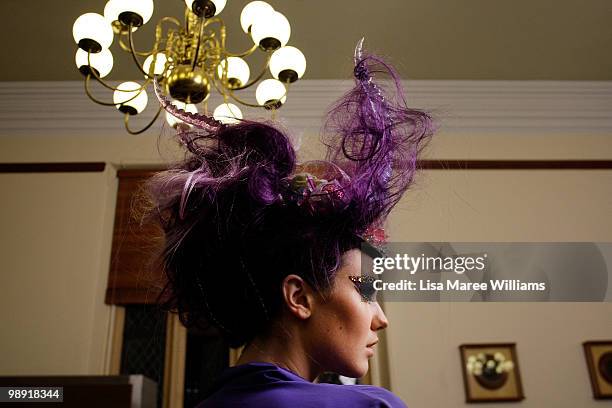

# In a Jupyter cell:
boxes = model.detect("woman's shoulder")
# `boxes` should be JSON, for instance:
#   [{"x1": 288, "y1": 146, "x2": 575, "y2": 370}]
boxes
[
  {"x1": 199, "y1": 381, "x2": 407, "y2": 408},
  {"x1": 198, "y1": 363, "x2": 408, "y2": 408},
  {"x1": 321, "y1": 383, "x2": 408, "y2": 408}
]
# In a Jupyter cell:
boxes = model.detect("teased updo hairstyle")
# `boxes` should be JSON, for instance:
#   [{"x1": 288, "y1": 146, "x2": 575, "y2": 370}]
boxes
[{"x1": 143, "y1": 44, "x2": 434, "y2": 347}]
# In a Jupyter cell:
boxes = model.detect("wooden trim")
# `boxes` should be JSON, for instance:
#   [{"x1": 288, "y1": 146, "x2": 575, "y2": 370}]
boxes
[
  {"x1": 115, "y1": 160, "x2": 612, "y2": 178},
  {"x1": 0, "y1": 162, "x2": 105, "y2": 173},
  {"x1": 229, "y1": 347, "x2": 244, "y2": 367},
  {"x1": 116, "y1": 168, "x2": 165, "y2": 178},
  {"x1": 1, "y1": 160, "x2": 609, "y2": 175},
  {"x1": 419, "y1": 160, "x2": 612, "y2": 170},
  {"x1": 109, "y1": 306, "x2": 125, "y2": 375},
  {"x1": 163, "y1": 313, "x2": 187, "y2": 408},
  {"x1": 105, "y1": 288, "x2": 164, "y2": 306}
]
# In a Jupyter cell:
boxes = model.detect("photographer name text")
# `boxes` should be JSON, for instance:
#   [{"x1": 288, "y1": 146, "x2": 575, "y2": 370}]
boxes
[{"x1": 374, "y1": 279, "x2": 546, "y2": 292}]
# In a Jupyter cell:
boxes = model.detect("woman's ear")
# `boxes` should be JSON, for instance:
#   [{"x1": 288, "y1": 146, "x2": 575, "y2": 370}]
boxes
[{"x1": 281, "y1": 274, "x2": 314, "y2": 320}]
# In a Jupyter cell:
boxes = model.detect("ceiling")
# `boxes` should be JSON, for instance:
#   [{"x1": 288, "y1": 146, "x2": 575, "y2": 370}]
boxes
[{"x1": 2, "y1": 0, "x2": 611, "y2": 81}]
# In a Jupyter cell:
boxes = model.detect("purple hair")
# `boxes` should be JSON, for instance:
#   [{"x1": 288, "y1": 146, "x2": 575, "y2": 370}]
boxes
[
  {"x1": 321, "y1": 38, "x2": 433, "y2": 232},
  {"x1": 143, "y1": 40, "x2": 434, "y2": 346}
]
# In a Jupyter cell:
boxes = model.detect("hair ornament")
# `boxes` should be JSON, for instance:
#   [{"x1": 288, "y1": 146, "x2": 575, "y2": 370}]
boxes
[
  {"x1": 361, "y1": 225, "x2": 387, "y2": 248},
  {"x1": 279, "y1": 160, "x2": 350, "y2": 215}
]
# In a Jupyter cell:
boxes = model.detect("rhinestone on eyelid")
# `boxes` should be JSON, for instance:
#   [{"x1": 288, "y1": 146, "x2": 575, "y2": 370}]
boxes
[{"x1": 349, "y1": 275, "x2": 376, "y2": 283}]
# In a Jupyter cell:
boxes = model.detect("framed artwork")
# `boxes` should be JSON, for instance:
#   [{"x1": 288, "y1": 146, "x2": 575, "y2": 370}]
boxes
[
  {"x1": 459, "y1": 343, "x2": 525, "y2": 403},
  {"x1": 583, "y1": 340, "x2": 612, "y2": 399}
]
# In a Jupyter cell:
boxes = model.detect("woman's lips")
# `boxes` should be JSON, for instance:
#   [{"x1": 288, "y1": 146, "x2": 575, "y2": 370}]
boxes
[{"x1": 366, "y1": 340, "x2": 378, "y2": 356}]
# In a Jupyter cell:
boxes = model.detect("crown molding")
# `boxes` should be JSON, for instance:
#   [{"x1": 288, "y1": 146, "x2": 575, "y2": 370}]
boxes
[{"x1": 0, "y1": 80, "x2": 611, "y2": 137}]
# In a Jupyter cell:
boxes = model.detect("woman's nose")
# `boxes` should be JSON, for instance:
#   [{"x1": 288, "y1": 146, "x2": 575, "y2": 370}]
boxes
[{"x1": 371, "y1": 301, "x2": 389, "y2": 331}]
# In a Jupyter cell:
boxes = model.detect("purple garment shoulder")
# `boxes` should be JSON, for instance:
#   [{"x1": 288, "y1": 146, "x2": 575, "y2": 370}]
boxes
[{"x1": 196, "y1": 362, "x2": 407, "y2": 408}]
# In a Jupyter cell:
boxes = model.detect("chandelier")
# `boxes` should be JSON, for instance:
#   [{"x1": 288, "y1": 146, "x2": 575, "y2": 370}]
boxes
[{"x1": 72, "y1": 0, "x2": 306, "y2": 134}]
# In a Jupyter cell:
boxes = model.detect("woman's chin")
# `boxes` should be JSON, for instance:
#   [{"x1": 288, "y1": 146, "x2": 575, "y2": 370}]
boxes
[{"x1": 336, "y1": 361, "x2": 369, "y2": 380}]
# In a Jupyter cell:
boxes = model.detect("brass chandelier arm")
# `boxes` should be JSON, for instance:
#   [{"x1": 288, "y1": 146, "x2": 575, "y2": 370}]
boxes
[
  {"x1": 202, "y1": 35, "x2": 222, "y2": 77},
  {"x1": 230, "y1": 52, "x2": 272, "y2": 91},
  {"x1": 217, "y1": 20, "x2": 259, "y2": 58},
  {"x1": 211, "y1": 75, "x2": 228, "y2": 100},
  {"x1": 84, "y1": 75, "x2": 120, "y2": 106},
  {"x1": 118, "y1": 17, "x2": 181, "y2": 56},
  {"x1": 87, "y1": 51, "x2": 153, "y2": 92},
  {"x1": 191, "y1": 13, "x2": 207, "y2": 70},
  {"x1": 225, "y1": 43, "x2": 259, "y2": 58},
  {"x1": 84, "y1": 74, "x2": 147, "y2": 106},
  {"x1": 86, "y1": 52, "x2": 125, "y2": 92},
  {"x1": 202, "y1": 17, "x2": 225, "y2": 51},
  {"x1": 184, "y1": 7, "x2": 193, "y2": 31},
  {"x1": 228, "y1": 81, "x2": 290, "y2": 108},
  {"x1": 202, "y1": 16, "x2": 224, "y2": 32},
  {"x1": 157, "y1": 16, "x2": 182, "y2": 30},
  {"x1": 128, "y1": 25, "x2": 158, "y2": 79},
  {"x1": 227, "y1": 90, "x2": 265, "y2": 108},
  {"x1": 118, "y1": 36, "x2": 151, "y2": 56},
  {"x1": 153, "y1": 16, "x2": 181, "y2": 60},
  {"x1": 123, "y1": 105, "x2": 163, "y2": 135}
]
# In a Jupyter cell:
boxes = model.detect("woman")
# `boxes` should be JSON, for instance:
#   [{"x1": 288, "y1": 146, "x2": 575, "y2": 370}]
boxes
[{"x1": 145, "y1": 39, "x2": 434, "y2": 407}]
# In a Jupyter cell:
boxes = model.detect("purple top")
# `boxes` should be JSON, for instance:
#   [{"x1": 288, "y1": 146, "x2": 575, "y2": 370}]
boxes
[{"x1": 195, "y1": 362, "x2": 407, "y2": 408}]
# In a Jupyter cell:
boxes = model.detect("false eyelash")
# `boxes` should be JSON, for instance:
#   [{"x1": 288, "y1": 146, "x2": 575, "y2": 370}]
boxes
[{"x1": 348, "y1": 275, "x2": 377, "y2": 302}]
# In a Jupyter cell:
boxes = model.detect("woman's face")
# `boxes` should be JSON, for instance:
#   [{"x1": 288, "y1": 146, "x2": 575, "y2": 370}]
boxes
[{"x1": 306, "y1": 248, "x2": 388, "y2": 378}]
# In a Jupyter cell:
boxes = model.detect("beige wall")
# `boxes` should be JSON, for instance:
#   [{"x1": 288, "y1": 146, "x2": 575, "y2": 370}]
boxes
[
  {"x1": 385, "y1": 169, "x2": 612, "y2": 407},
  {"x1": 0, "y1": 168, "x2": 118, "y2": 374},
  {"x1": 0, "y1": 130, "x2": 611, "y2": 407}
]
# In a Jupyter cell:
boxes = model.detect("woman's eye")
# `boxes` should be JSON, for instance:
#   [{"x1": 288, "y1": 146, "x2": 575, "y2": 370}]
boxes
[
  {"x1": 349, "y1": 276, "x2": 377, "y2": 302},
  {"x1": 359, "y1": 281, "x2": 377, "y2": 302}
]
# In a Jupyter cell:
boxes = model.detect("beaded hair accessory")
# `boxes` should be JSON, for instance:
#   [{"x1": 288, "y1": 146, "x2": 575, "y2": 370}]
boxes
[{"x1": 153, "y1": 75, "x2": 225, "y2": 132}]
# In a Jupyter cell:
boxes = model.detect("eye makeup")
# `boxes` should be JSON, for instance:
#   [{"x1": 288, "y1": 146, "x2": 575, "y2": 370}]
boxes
[{"x1": 348, "y1": 275, "x2": 378, "y2": 302}]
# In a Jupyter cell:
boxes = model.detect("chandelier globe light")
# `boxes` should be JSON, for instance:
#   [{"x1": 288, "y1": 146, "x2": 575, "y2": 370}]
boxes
[
  {"x1": 213, "y1": 103, "x2": 243, "y2": 124},
  {"x1": 240, "y1": 1, "x2": 274, "y2": 33},
  {"x1": 113, "y1": 81, "x2": 148, "y2": 115},
  {"x1": 143, "y1": 53, "x2": 168, "y2": 77},
  {"x1": 75, "y1": 48, "x2": 114, "y2": 78},
  {"x1": 256, "y1": 78, "x2": 287, "y2": 109},
  {"x1": 217, "y1": 57, "x2": 250, "y2": 88},
  {"x1": 250, "y1": 11, "x2": 290, "y2": 50},
  {"x1": 111, "y1": 0, "x2": 155, "y2": 27},
  {"x1": 185, "y1": 0, "x2": 227, "y2": 18},
  {"x1": 72, "y1": 0, "x2": 306, "y2": 134},
  {"x1": 72, "y1": 13, "x2": 114, "y2": 52},
  {"x1": 270, "y1": 46, "x2": 306, "y2": 83}
]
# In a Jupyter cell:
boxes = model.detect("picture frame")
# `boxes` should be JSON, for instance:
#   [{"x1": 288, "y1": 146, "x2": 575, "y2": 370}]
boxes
[
  {"x1": 459, "y1": 343, "x2": 525, "y2": 403},
  {"x1": 583, "y1": 340, "x2": 612, "y2": 399}
]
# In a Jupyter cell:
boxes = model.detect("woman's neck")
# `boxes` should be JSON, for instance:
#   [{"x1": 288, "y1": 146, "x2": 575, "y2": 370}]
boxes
[{"x1": 236, "y1": 328, "x2": 322, "y2": 382}]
